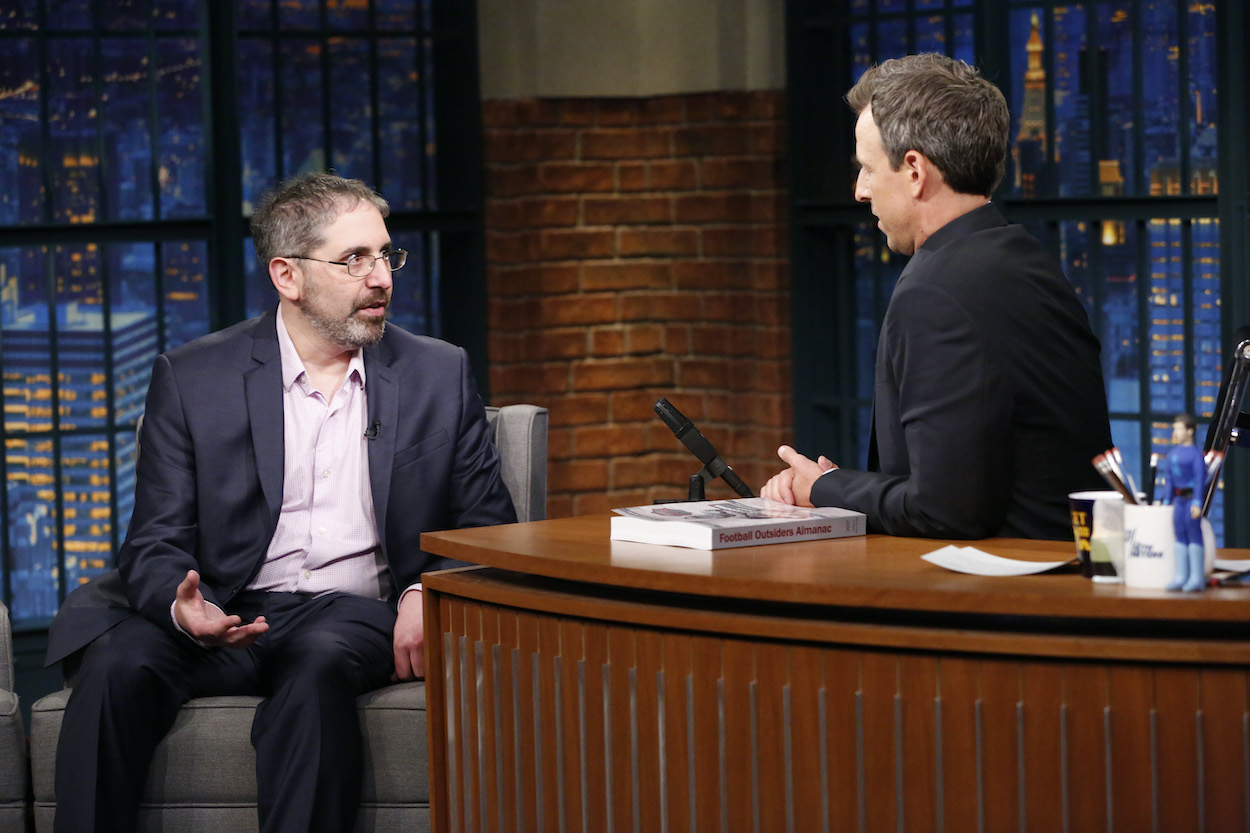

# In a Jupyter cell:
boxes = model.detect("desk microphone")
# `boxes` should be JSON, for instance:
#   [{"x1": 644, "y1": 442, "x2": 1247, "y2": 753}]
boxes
[{"x1": 654, "y1": 398, "x2": 753, "y2": 498}]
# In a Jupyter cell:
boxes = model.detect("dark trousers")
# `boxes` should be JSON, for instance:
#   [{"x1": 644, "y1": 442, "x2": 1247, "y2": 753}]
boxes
[{"x1": 53, "y1": 591, "x2": 396, "y2": 833}]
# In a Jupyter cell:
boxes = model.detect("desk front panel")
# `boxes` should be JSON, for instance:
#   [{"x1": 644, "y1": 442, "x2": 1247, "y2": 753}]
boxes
[{"x1": 424, "y1": 566, "x2": 1250, "y2": 833}]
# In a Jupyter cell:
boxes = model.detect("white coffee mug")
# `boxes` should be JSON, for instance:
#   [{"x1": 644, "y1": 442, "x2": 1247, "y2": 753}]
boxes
[{"x1": 1122, "y1": 503, "x2": 1215, "y2": 590}]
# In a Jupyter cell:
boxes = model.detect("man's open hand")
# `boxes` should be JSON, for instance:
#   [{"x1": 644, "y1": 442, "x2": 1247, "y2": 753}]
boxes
[{"x1": 173, "y1": 570, "x2": 268, "y2": 648}]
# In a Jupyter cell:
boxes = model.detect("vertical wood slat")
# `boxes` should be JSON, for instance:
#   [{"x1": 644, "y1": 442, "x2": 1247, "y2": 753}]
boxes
[
  {"x1": 1020, "y1": 662, "x2": 1065, "y2": 833},
  {"x1": 1108, "y1": 666, "x2": 1157, "y2": 832},
  {"x1": 980, "y1": 659, "x2": 1021, "y2": 833},
  {"x1": 430, "y1": 591, "x2": 1250, "y2": 833},
  {"x1": 1200, "y1": 668, "x2": 1249, "y2": 832}
]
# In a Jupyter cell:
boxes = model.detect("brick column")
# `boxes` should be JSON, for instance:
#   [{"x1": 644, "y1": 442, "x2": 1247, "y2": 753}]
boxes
[{"x1": 484, "y1": 91, "x2": 790, "y2": 518}]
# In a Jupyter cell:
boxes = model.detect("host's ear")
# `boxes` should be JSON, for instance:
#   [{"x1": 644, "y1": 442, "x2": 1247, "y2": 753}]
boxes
[
  {"x1": 269, "y1": 257, "x2": 302, "y2": 302},
  {"x1": 902, "y1": 149, "x2": 940, "y2": 197}
]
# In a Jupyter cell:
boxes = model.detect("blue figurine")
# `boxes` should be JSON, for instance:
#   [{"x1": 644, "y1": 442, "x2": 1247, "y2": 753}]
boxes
[{"x1": 1163, "y1": 413, "x2": 1207, "y2": 592}]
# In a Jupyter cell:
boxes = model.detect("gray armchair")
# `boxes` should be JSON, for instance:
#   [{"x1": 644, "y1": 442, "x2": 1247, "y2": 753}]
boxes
[
  {"x1": 0, "y1": 601, "x2": 28, "y2": 832},
  {"x1": 30, "y1": 403, "x2": 547, "y2": 833}
]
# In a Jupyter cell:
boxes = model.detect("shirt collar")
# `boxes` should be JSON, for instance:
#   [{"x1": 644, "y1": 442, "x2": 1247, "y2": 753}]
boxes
[{"x1": 275, "y1": 306, "x2": 367, "y2": 392}]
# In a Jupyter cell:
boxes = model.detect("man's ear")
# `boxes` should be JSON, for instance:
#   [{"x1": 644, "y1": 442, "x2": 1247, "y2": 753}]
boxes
[
  {"x1": 269, "y1": 257, "x2": 301, "y2": 301},
  {"x1": 903, "y1": 149, "x2": 938, "y2": 197}
]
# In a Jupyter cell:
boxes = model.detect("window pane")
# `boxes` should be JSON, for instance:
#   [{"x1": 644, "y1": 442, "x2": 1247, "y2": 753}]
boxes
[
  {"x1": 377, "y1": 0, "x2": 418, "y2": 29},
  {"x1": 162, "y1": 241, "x2": 210, "y2": 348},
  {"x1": 239, "y1": 38, "x2": 277, "y2": 212},
  {"x1": 157, "y1": 37, "x2": 206, "y2": 218},
  {"x1": 0, "y1": 36, "x2": 42, "y2": 225},
  {"x1": 328, "y1": 0, "x2": 370, "y2": 31},
  {"x1": 108, "y1": 243, "x2": 160, "y2": 425},
  {"x1": 279, "y1": 1, "x2": 320, "y2": 30},
  {"x1": 951, "y1": 13, "x2": 974, "y2": 64},
  {"x1": 1192, "y1": 217, "x2": 1220, "y2": 418},
  {"x1": 102, "y1": 38, "x2": 155, "y2": 221},
  {"x1": 238, "y1": 0, "x2": 270, "y2": 29},
  {"x1": 387, "y1": 231, "x2": 432, "y2": 335},
  {"x1": 1100, "y1": 220, "x2": 1141, "y2": 413},
  {"x1": 46, "y1": 2, "x2": 91, "y2": 28},
  {"x1": 154, "y1": 0, "x2": 198, "y2": 30},
  {"x1": 378, "y1": 37, "x2": 425, "y2": 210},
  {"x1": 1052, "y1": 5, "x2": 1090, "y2": 197},
  {"x1": 876, "y1": 18, "x2": 909, "y2": 61},
  {"x1": 2, "y1": 247, "x2": 53, "y2": 435},
  {"x1": 1096, "y1": 3, "x2": 1136, "y2": 197},
  {"x1": 329, "y1": 38, "x2": 375, "y2": 177},
  {"x1": 48, "y1": 38, "x2": 100, "y2": 223},
  {"x1": 279, "y1": 39, "x2": 326, "y2": 176},
  {"x1": 1189, "y1": 3, "x2": 1217, "y2": 193},
  {"x1": 915, "y1": 14, "x2": 947, "y2": 55},
  {"x1": 5, "y1": 433, "x2": 59, "y2": 621},
  {"x1": 1147, "y1": 218, "x2": 1186, "y2": 415},
  {"x1": 60, "y1": 434, "x2": 115, "y2": 594},
  {"x1": 1142, "y1": 2, "x2": 1180, "y2": 195},
  {"x1": 114, "y1": 428, "x2": 138, "y2": 541}
]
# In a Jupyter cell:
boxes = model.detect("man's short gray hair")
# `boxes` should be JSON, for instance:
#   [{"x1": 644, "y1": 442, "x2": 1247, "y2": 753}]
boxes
[
  {"x1": 250, "y1": 172, "x2": 390, "y2": 265},
  {"x1": 846, "y1": 53, "x2": 1010, "y2": 197}
]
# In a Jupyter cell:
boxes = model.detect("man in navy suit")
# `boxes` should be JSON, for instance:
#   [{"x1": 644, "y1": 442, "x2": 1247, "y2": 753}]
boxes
[
  {"x1": 763, "y1": 54, "x2": 1111, "y2": 539},
  {"x1": 48, "y1": 172, "x2": 517, "y2": 833}
]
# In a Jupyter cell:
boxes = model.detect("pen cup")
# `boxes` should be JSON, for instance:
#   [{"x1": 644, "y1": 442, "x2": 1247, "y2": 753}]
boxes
[
  {"x1": 1122, "y1": 503, "x2": 1216, "y2": 590},
  {"x1": 1068, "y1": 490, "x2": 1127, "y2": 579}
]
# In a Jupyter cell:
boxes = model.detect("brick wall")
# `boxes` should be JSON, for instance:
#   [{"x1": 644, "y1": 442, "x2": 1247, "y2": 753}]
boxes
[{"x1": 483, "y1": 91, "x2": 791, "y2": 518}]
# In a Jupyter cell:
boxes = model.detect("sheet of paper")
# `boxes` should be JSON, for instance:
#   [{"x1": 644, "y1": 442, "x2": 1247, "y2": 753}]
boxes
[
  {"x1": 1215, "y1": 558, "x2": 1250, "y2": 572},
  {"x1": 921, "y1": 544, "x2": 1075, "y2": 576}
]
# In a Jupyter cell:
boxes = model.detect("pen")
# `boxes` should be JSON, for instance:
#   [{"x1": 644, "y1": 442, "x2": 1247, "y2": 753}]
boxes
[
  {"x1": 1146, "y1": 452, "x2": 1159, "y2": 504},
  {"x1": 1110, "y1": 447, "x2": 1138, "y2": 499},
  {"x1": 1091, "y1": 452, "x2": 1138, "y2": 504}
]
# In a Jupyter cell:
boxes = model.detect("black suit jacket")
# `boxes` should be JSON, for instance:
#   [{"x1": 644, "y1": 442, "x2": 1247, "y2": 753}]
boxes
[
  {"x1": 811, "y1": 204, "x2": 1111, "y2": 539},
  {"x1": 46, "y1": 311, "x2": 516, "y2": 666}
]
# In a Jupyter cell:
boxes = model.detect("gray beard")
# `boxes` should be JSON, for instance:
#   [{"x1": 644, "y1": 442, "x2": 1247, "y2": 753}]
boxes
[{"x1": 306, "y1": 308, "x2": 386, "y2": 349}]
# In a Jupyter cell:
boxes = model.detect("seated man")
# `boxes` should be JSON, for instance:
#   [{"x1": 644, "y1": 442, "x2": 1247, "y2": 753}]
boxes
[
  {"x1": 45, "y1": 172, "x2": 517, "y2": 833},
  {"x1": 763, "y1": 54, "x2": 1111, "y2": 539}
]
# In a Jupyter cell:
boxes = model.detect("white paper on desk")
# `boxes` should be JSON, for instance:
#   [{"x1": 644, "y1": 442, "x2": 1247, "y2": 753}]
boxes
[
  {"x1": 921, "y1": 544, "x2": 1075, "y2": 576},
  {"x1": 1215, "y1": 558, "x2": 1250, "y2": 572}
]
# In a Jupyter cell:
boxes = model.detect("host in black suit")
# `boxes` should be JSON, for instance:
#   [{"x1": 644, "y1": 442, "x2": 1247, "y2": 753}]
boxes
[
  {"x1": 48, "y1": 173, "x2": 517, "y2": 833},
  {"x1": 763, "y1": 54, "x2": 1111, "y2": 539}
]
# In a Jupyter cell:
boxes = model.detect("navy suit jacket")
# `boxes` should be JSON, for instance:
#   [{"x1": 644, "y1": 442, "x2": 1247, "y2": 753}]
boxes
[
  {"x1": 46, "y1": 311, "x2": 516, "y2": 666},
  {"x1": 811, "y1": 204, "x2": 1112, "y2": 540}
]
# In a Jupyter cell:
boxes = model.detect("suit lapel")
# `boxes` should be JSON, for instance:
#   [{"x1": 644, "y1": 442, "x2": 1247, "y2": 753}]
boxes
[
  {"x1": 245, "y1": 317, "x2": 285, "y2": 525},
  {"x1": 365, "y1": 341, "x2": 399, "y2": 547}
]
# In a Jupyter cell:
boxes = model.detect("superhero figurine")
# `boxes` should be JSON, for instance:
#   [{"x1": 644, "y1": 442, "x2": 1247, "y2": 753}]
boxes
[{"x1": 1163, "y1": 414, "x2": 1207, "y2": 592}]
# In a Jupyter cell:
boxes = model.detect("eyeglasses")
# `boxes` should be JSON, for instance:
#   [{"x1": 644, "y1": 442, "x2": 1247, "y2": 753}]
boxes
[{"x1": 283, "y1": 249, "x2": 407, "y2": 278}]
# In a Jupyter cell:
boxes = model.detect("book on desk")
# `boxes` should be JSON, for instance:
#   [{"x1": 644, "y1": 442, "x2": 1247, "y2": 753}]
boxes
[{"x1": 610, "y1": 497, "x2": 866, "y2": 550}]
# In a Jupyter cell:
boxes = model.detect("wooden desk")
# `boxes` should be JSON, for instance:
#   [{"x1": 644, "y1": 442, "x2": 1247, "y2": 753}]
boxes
[{"x1": 421, "y1": 517, "x2": 1250, "y2": 833}]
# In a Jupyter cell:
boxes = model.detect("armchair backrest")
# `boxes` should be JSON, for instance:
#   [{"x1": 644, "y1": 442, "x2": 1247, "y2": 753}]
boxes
[
  {"x1": 0, "y1": 602, "x2": 12, "y2": 693},
  {"x1": 485, "y1": 404, "x2": 549, "y2": 523}
]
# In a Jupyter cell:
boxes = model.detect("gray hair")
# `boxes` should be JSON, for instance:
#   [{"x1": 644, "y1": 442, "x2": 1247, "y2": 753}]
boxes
[
  {"x1": 846, "y1": 53, "x2": 1010, "y2": 197},
  {"x1": 250, "y1": 172, "x2": 389, "y2": 265}
]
